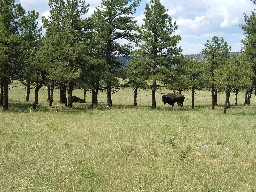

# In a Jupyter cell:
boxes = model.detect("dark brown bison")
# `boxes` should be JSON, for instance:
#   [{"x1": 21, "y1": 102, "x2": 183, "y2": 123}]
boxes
[
  {"x1": 72, "y1": 96, "x2": 85, "y2": 103},
  {"x1": 162, "y1": 93, "x2": 185, "y2": 107}
]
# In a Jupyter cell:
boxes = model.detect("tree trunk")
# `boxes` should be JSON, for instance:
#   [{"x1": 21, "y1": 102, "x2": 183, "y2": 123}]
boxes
[
  {"x1": 60, "y1": 82, "x2": 67, "y2": 106},
  {"x1": 91, "y1": 89, "x2": 98, "y2": 108},
  {"x1": 106, "y1": 37, "x2": 113, "y2": 108},
  {"x1": 151, "y1": 80, "x2": 157, "y2": 109},
  {"x1": 244, "y1": 88, "x2": 252, "y2": 105},
  {"x1": 107, "y1": 85, "x2": 112, "y2": 107},
  {"x1": 0, "y1": 78, "x2": 3, "y2": 106},
  {"x1": 32, "y1": 71, "x2": 46, "y2": 110},
  {"x1": 192, "y1": 85, "x2": 195, "y2": 109},
  {"x1": 134, "y1": 87, "x2": 138, "y2": 106},
  {"x1": 235, "y1": 89, "x2": 238, "y2": 105},
  {"x1": 91, "y1": 89, "x2": 97, "y2": 107},
  {"x1": 67, "y1": 82, "x2": 73, "y2": 108},
  {"x1": 83, "y1": 89, "x2": 87, "y2": 103},
  {"x1": 33, "y1": 83, "x2": 42, "y2": 110},
  {"x1": 224, "y1": 87, "x2": 231, "y2": 114},
  {"x1": 244, "y1": 92, "x2": 248, "y2": 105},
  {"x1": 26, "y1": 79, "x2": 31, "y2": 101},
  {"x1": 49, "y1": 81, "x2": 54, "y2": 107},
  {"x1": 211, "y1": 84, "x2": 215, "y2": 109},
  {"x1": 47, "y1": 81, "x2": 51, "y2": 101},
  {"x1": 214, "y1": 90, "x2": 218, "y2": 106},
  {"x1": 2, "y1": 77, "x2": 9, "y2": 111},
  {"x1": 211, "y1": 85, "x2": 218, "y2": 109},
  {"x1": 34, "y1": 87, "x2": 39, "y2": 105}
]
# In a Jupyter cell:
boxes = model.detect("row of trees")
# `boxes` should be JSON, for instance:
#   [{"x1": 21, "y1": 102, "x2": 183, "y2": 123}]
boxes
[
  {"x1": 0, "y1": 0, "x2": 255, "y2": 113},
  {"x1": 0, "y1": 0, "x2": 140, "y2": 110}
]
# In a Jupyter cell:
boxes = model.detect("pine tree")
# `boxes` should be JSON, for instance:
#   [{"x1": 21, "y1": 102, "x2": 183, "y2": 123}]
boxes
[
  {"x1": 133, "y1": 0, "x2": 181, "y2": 108},
  {"x1": 38, "y1": 0, "x2": 89, "y2": 108},
  {"x1": 78, "y1": 15, "x2": 109, "y2": 108},
  {"x1": 92, "y1": 0, "x2": 140, "y2": 107},
  {"x1": 126, "y1": 51, "x2": 148, "y2": 106},
  {"x1": 214, "y1": 54, "x2": 253, "y2": 113},
  {"x1": 241, "y1": 0, "x2": 256, "y2": 105},
  {"x1": 0, "y1": 0, "x2": 25, "y2": 111},
  {"x1": 202, "y1": 36, "x2": 230, "y2": 109},
  {"x1": 19, "y1": 10, "x2": 42, "y2": 102},
  {"x1": 177, "y1": 57, "x2": 207, "y2": 109}
]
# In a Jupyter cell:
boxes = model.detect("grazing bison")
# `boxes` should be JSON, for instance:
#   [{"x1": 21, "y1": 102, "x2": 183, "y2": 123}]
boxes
[
  {"x1": 72, "y1": 96, "x2": 85, "y2": 103},
  {"x1": 162, "y1": 93, "x2": 185, "y2": 107}
]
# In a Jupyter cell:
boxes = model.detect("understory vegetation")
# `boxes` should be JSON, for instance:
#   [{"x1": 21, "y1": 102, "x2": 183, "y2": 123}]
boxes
[{"x1": 0, "y1": 86, "x2": 256, "y2": 191}]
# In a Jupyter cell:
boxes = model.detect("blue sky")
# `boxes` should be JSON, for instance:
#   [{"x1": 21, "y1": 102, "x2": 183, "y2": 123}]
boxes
[{"x1": 19, "y1": 0, "x2": 255, "y2": 54}]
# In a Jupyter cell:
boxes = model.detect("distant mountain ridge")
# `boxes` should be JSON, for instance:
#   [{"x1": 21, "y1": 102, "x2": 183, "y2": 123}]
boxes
[
  {"x1": 185, "y1": 52, "x2": 239, "y2": 61},
  {"x1": 118, "y1": 52, "x2": 240, "y2": 66}
]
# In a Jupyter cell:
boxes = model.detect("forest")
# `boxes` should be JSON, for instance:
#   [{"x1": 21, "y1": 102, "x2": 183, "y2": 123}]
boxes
[{"x1": 0, "y1": 0, "x2": 256, "y2": 113}]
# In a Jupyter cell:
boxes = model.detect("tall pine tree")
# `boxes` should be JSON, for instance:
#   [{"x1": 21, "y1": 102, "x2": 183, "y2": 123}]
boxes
[
  {"x1": 19, "y1": 10, "x2": 42, "y2": 102},
  {"x1": 202, "y1": 36, "x2": 230, "y2": 109},
  {"x1": 38, "y1": 0, "x2": 89, "y2": 108},
  {"x1": 177, "y1": 57, "x2": 206, "y2": 109},
  {"x1": 92, "y1": 0, "x2": 140, "y2": 107},
  {"x1": 214, "y1": 54, "x2": 253, "y2": 113},
  {"x1": 132, "y1": 0, "x2": 181, "y2": 108},
  {"x1": 241, "y1": 0, "x2": 256, "y2": 104},
  {"x1": 0, "y1": 0, "x2": 25, "y2": 111}
]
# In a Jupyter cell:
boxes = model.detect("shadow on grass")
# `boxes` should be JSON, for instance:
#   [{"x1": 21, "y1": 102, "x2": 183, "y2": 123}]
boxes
[
  {"x1": 7, "y1": 101, "x2": 50, "y2": 113},
  {"x1": 225, "y1": 105, "x2": 256, "y2": 116},
  {"x1": 3, "y1": 101, "x2": 256, "y2": 116}
]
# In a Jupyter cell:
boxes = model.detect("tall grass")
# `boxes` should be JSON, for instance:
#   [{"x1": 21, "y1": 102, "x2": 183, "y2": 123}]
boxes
[{"x1": 0, "y1": 84, "x2": 256, "y2": 191}]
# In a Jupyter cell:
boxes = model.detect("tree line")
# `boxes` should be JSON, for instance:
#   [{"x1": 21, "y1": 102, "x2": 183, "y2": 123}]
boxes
[{"x1": 0, "y1": 0, "x2": 255, "y2": 113}]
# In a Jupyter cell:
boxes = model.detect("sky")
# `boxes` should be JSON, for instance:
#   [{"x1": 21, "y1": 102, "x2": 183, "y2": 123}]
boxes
[{"x1": 18, "y1": 0, "x2": 255, "y2": 54}]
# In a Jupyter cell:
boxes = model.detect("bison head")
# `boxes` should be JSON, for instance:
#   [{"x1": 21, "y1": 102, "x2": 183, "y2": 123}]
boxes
[{"x1": 162, "y1": 95, "x2": 168, "y2": 104}]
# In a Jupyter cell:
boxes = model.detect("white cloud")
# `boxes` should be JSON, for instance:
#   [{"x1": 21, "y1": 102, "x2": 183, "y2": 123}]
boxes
[
  {"x1": 18, "y1": 0, "x2": 256, "y2": 54},
  {"x1": 42, "y1": 10, "x2": 50, "y2": 19},
  {"x1": 176, "y1": 16, "x2": 210, "y2": 34},
  {"x1": 86, "y1": 0, "x2": 101, "y2": 8},
  {"x1": 38, "y1": 10, "x2": 50, "y2": 28},
  {"x1": 159, "y1": 0, "x2": 255, "y2": 53},
  {"x1": 179, "y1": 40, "x2": 205, "y2": 55},
  {"x1": 84, "y1": 7, "x2": 97, "y2": 18},
  {"x1": 19, "y1": 0, "x2": 48, "y2": 15},
  {"x1": 166, "y1": 5, "x2": 183, "y2": 16},
  {"x1": 135, "y1": 14, "x2": 145, "y2": 26}
]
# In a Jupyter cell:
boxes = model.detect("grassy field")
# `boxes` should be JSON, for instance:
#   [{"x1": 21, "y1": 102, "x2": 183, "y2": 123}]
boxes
[{"x1": 0, "y1": 84, "x2": 256, "y2": 191}]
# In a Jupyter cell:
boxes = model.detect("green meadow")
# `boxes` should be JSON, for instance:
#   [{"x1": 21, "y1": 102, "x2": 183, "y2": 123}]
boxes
[{"x1": 0, "y1": 84, "x2": 256, "y2": 191}]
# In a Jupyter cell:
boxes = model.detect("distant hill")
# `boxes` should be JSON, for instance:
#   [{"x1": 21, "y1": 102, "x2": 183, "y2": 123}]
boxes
[
  {"x1": 118, "y1": 52, "x2": 240, "y2": 67},
  {"x1": 185, "y1": 52, "x2": 239, "y2": 61},
  {"x1": 184, "y1": 54, "x2": 205, "y2": 61},
  {"x1": 118, "y1": 56, "x2": 130, "y2": 67}
]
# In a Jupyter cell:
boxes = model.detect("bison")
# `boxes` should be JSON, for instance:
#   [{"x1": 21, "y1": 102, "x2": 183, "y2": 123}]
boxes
[
  {"x1": 162, "y1": 93, "x2": 185, "y2": 107},
  {"x1": 72, "y1": 96, "x2": 85, "y2": 103}
]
